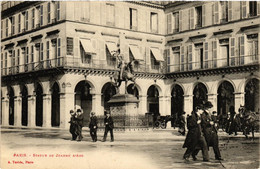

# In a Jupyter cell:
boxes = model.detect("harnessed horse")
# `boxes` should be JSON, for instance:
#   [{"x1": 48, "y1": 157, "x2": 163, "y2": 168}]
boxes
[{"x1": 238, "y1": 105, "x2": 259, "y2": 140}]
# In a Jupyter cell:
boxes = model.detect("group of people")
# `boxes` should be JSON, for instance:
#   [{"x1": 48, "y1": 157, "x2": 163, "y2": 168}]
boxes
[
  {"x1": 69, "y1": 109, "x2": 114, "y2": 142},
  {"x1": 183, "y1": 101, "x2": 223, "y2": 161}
]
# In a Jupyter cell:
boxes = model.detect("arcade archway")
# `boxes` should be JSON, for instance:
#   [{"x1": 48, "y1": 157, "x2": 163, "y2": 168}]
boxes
[
  {"x1": 245, "y1": 78, "x2": 259, "y2": 112},
  {"x1": 217, "y1": 81, "x2": 234, "y2": 116},
  {"x1": 147, "y1": 85, "x2": 159, "y2": 117},
  {"x1": 8, "y1": 87, "x2": 14, "y2": 126},
  {"x1": 193, "y1": 83, "x2": 208, "y2": 110},
  {"x1": 51, "y1": 82, "x2": 60, "y2": 127},
  {"x1": 36, "y1": 83, "x2": 43, "y2": 127},
  {"x1": 75, "y1": 81, "x2": 93, "y2": 125},
  {"x1": 21, "y1": 86, "x2": 28, "y2": 126},
  {"x1": 127, "y1": 84, "x2": 139, "y2": 99},
  {"x1": 171, "y1": 84, "x2": 184, "y2": 127},
  {"x1": 101, "y1": 82, "x2": 117, "y2": 111}
]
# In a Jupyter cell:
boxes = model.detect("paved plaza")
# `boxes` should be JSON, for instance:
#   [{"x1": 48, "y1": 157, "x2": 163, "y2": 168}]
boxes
[{"x1": 1, "y1": 127, "x2": 259, "y2": 169}]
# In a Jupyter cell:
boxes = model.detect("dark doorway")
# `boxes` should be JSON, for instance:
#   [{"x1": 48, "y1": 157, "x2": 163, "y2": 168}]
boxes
[
  {"x1": 127, "y1": 84, "x2": 139, "y2": 99},
  {"x1": 217, "y1": 81, "x2": 234, "y2": 116},
  {"x1": 101, "y1": 82, "x2": 117, "y2": 111},
  {"x1": 9, "y1": 87, "x2": 14, "y2": 125},
  {"x1": 21, "y1": 86, "x2": 28, "y2": 126},
  {"x1": 245, "y1": 78, "x2": 259, "y2": 112},
  {"x1": 36, "y1": 84, "x2": 43, "y2": 127},
  {"x1": 147, "y1": 85, "x2": 160, "y2": 118},
  {"x1": 75, "y1": 81, "x2": 93, "y2": 126},
  {"x1": 51, "y1": 82, "x2": 60, "y2": 127},
  {"x1": 193, "y1": 83, "x2": 208, "y2": 110},
  {"x1": 171, "y1": 84, "x2": 184, "y2": 127}
]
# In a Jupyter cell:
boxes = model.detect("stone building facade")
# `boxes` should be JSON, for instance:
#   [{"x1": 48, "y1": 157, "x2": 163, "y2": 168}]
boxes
[{"x1": 1, "y1": 1, "x2": 259, "y2": 129}]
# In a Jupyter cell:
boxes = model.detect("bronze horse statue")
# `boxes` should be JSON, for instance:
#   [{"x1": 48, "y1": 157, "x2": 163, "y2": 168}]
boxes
[
  {"x1": 113, "y1": 60, "x2": 136, "y2": 93},
  {"x1": 238, "y1": 105, "x2": 259, "y2": 140}
]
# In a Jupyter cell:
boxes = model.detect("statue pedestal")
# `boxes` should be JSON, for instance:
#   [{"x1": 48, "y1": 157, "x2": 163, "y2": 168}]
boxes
[{"x1": 108, "y1": 94, "x2": 148, "y2": 131}]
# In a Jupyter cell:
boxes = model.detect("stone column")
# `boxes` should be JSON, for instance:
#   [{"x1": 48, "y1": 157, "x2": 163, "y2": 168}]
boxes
[
  {"x1": 164, "y1": 96, "x2": 171, "y2": 116},
  {"x1": 159, "y1": 96, "x2": 164, "y2": 115},
  {"x1": 92, "y1": 93, "x2": 103, "y2": 116},
  {"x1": 234, "y1": 92, "x2": 245, "y2": 113},
  {"x1": 184, "y1": 95, "x2": 193, "y2": 115},
  {"x1": 60, "y1": 92, "x2": 74, "y2": 129},
  {"x1": 42, "y1": 94, "x2": 52, "y2": 128},
  {"x1": 208, "y1": 94, "x2": 218, "y2": 112},
  {"x1": 27, "y1": 94, "x2": 36, "y2": 127},
  {"x1": 2, "y1": 97, "x2": 9, "y2": 126},
  {"x1": 139, "y1": 95, "x2": 147, "y2": 115},
  {"x1": 14, "y1": 96, "x2": 22, "y2": 126}
]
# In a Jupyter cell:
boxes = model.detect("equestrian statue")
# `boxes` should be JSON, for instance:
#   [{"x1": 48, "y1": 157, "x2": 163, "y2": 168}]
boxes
[{"x1": 111, "y1": 48, "x2": 136, "y2": 93}]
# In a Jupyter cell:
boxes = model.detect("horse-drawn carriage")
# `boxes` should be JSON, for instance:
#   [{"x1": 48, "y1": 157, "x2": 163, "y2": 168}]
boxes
[{"x1": 154, "y1": 115, "x2": 173, "y2": 129}]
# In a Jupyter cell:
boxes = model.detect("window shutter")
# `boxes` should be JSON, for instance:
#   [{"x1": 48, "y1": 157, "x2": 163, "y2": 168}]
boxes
[
  {"x1": 228, "y1": 1, "x2": 232, "y2": 21},
  {"x1": 239, "y1": 35, "x2": 247, "y2": 65},
  {"x1": 202, "y1": 4, "x2": 206, "y2": 27},
  {"x1": 204, "y1": 42, "x2": 208, "y2": 68},
  {"x1": 179, "y1": 10, "x2": 182, "y2": 32},
  {"x1": 241, "y1": 1, "x2": 247, "y2": 19},
  {"x1": 188, "y1": 44, "x2": 193, "y2": 70},
  {"x1": 167, "y1": 13, "x2": 172, "y2": 34},
  {"x1": 74, "y1": 37, "x2": 79, "y2": 58},
  {"x1": 257, "y1": 1, "x2": 260, "y2": 15},
  {"x1": 212, "y1": 40, "x2": 218, "y2": 68},
  {"x1": 189, "y1": 8, "x2": 195, "y2": 30},
  {"x1": 180, "y1": 46, "x2": 185, "y2": 71},
  {"x1": 214, "y1": 2, "x2": 220, "y2": 24},
  {"x1": 166, "y1": 49, "x2": 170, "y2": 72},
  {"x1": 230, "y1": 37, "x2": 236, "y2": 66}
]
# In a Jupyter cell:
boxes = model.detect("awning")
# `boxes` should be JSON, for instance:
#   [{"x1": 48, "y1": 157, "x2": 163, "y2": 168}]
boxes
[
  {"x1": 106, "y1": 42, "x2": 117, "y2": 56},
  {"x1": 150, "y1": 48, "x2": 164, "y2": 62},
  {"x1": 80, "y1": 39, "x2": 96, "y2": 54},
  {"x1": 129, "y1": 45, "x2": 143, "y2": 60}
]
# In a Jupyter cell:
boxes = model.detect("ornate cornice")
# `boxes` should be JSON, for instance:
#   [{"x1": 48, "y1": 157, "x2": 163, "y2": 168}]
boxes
[
  {"x1": 165, "y1": 64, "x2": 259, "y2": 79},
  {"x1": 2, "y1": 64, "x2": 259, "y2": 84}
]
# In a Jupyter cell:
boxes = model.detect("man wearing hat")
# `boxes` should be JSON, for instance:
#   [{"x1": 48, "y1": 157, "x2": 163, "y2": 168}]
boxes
[
  {"x1": 199, "y1": 101, "x2": 223, "y2": 160},
  {"x1": 102, "y1": 111, "x2": 114, "y2": 142},
  {"x1": 89, "y1": 112, "x2": 98, "y2": 142}
]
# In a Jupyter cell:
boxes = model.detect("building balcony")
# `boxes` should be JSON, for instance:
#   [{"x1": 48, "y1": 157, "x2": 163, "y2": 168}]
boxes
[
  {"x1": 167, "y1": 54, "x2": 259, "y2": 73},
  {"x1": 1, "y1": 57, "x2": 164, "y2": 76}
]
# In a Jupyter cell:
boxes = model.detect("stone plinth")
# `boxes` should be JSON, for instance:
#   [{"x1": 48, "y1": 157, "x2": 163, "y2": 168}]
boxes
[{"x1": 108, "y1": 94, "x2": 148, "y2": 131}]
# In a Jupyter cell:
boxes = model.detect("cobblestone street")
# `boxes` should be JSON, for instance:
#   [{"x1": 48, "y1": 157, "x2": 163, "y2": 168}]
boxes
[{"x1": 1, "y1": 128, "x2": 259, "y2": 169}]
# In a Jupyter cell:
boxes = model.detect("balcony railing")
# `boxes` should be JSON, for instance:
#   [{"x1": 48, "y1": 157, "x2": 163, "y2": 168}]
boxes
[
  {"x1": 167, "y1": 54, "x2": 259, "y2": 73},
  {"x1": 1, "y1": 57, "x2": 164, "y2": 76}
]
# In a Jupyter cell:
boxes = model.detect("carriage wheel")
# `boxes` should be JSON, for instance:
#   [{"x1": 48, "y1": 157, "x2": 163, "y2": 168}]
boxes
[
  {"x1": 161, "y1": 122, "x2": 166, "y2": 129},
  {"x1": 154, "y1": 121, "x2": 161, "y2": 129}
]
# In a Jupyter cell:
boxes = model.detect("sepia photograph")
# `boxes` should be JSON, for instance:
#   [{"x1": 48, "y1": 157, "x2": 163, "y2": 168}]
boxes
[{"x1": 1, "y1": 1, "x2": 259, "y2": 169}]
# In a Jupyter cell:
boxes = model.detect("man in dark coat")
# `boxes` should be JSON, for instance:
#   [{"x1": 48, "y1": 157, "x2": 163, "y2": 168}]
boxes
[
  {"x1": 89, "y1": 112, "x2": 98, "y2": 142},
  {"x1": 199, "y1": 102, "x2": 223, "y2": 160},
  {"x1": 102, "y1": 111, "x2": 114, "y2": 142},
  {"x1": 75, "y1": 109, "x2": 84, "y2": 142},
  {"x1": 229, "y1": 106, "x2": 241, "y2": 135},
  {"x1": 69, "y1": 110, "x2": 77, "y2": 140},
  {"x1": 178, "y1": 111, "x2": 186, "y2": 136},
  {"x1": 183, "y1": 107, "x2": 209, "y2": 161}
]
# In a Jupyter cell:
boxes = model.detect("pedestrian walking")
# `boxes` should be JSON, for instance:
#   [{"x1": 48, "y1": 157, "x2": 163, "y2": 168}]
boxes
[
  {"x1": 196, "y1": 101, "x2": 223, "y2": 161},
  {"x1": 102, "y1": 111, "x2": 114, "y2": 142},
  {"x1": 183, "y1": 106, "x2": 209, "y2": 161},
  {"x1": 75, "y1": 109, "x2": 84, "y2": 142},
  {"x1": 89, "y1": 112, "x2": 98, "y2": 142},
  {"x1": 211, "y1": 111, "x2": 219, "y2": 130},
  {"x1": 69, "y1": 110, "x2": 77, "y2": 140}
]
